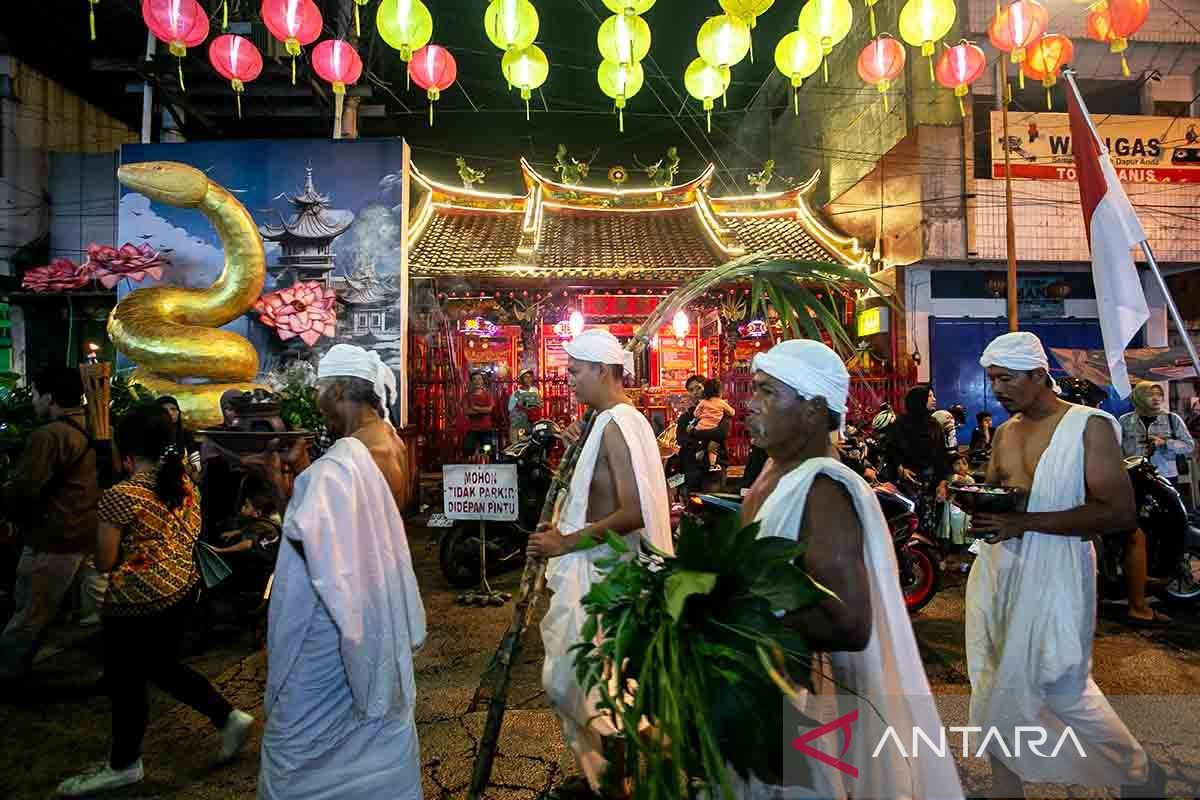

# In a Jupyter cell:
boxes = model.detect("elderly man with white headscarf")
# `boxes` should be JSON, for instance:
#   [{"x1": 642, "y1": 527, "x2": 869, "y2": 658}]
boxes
[
  {"x1": 967, "y1": 331, "x2": 1164, "y2": 799},
  {"x1": 525, "y1": 329, "x2": 673, "y2": 796},
  {"x1": 258, "y1": 344, "x2": 426, "y2": 800},
  {"x1": 736, "y1": 339, "x2": 963, "y2": 800}
]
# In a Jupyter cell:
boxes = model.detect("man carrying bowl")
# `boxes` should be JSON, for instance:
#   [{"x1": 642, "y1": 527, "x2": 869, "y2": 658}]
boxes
[{"x1": 966, "y1": 331, "x2": 1165, "y2": 799}]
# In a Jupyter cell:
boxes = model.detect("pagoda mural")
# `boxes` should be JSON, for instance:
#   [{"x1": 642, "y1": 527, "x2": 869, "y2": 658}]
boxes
[{"x1": 260, "y1": 166, "x2": 354, "y2": 287}]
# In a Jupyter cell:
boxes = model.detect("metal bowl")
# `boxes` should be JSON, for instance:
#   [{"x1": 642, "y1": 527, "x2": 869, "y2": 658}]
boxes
[{"x1": 948, "y1": 483, "x2": 1026, "y2": 515}]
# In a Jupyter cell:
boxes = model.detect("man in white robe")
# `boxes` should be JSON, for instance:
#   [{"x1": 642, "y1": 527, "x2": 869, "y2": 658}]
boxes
[
  {"x1": 526, "y1": 329, "x2": 673, "y2": 796},
  {"x1": 739, "y1": 339, "x2": 964, "y2": 800},
  {"x1": 968, "y1": 331, "x2": 1164, "y2": 799},
  {"x1": 259, "y1": 344, "x2": 426, "y2": 800}
]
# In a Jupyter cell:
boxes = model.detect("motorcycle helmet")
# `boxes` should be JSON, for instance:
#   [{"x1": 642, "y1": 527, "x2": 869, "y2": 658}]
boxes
[{"x1": 872, "y1": 407, "x2": 896, "y2": 432}]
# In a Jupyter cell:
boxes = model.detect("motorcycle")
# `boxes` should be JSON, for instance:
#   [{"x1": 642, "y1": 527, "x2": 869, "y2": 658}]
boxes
[
  {"x1": 685, "y1": 480, "x2": 943, "y2": 614},
  {"x1": 437, "y1": 420, "x2": 560, "y2": 589}
]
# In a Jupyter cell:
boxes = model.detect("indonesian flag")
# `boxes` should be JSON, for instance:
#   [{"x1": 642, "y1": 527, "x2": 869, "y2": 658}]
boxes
[{"x1": 1065, "y1": 78, "x2": 1150, "y2": 398}]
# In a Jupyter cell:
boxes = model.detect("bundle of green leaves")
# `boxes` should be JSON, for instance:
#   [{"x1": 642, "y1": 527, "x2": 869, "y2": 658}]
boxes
[{"x1": 571, "y1": 511, "x2": 832, "y2": 800}]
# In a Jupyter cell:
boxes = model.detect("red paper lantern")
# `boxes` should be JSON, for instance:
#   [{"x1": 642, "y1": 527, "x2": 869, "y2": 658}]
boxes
[
  {"x1": 143, "y1": 0, "x2": 209, "y2": 90},
  {"x1": 408, "y1": 44, "x2": 458, "y2": 126},
  {"x1": 1021, "y1": 33, "x2": 1074, "y2": 109},
  {"x1": 312, "y1": 39, "x2": 363, "y2": 139},
  {"x1": 989, "y1": 0, "x2": 1049, "y2": 90},
  {"x1": 261, "y1": 0, "x2": 323, "y2": 84},
  {"x1": 856, "y1": 35, "x2": 905, "y2": 113},
  {"x1": 209, "y1": 34, "x2": 263, "y2": 118},
  {"x1": 1086, "y1": 3, "x2": 1116, "y2": 45},
  {"x1": 935, "y1": 39, "x2": 986, "y2": 117},
  {"x1": 1103, "y1": 0, "x2": 1149, "y2": 76}
]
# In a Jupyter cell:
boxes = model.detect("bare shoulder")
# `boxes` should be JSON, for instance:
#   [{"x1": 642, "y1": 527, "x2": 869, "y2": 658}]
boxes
[
  {"x1": 601, "y1": 418, "x2": 632, "y2": 461},
  {"x1": 801, "y1": 476, "x2": 862, "y2": 539},
  {"x1": 1082, "y1": 412, "x2": 1121, "y2": 451}
]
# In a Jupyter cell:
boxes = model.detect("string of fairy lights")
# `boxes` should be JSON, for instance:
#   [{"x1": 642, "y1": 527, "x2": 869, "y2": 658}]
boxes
[{"x1": 128, "y1": 0, "x2": 1153, "y2": 133}]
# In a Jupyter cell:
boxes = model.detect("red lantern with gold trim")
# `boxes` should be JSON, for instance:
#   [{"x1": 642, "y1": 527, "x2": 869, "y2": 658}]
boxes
[
  {"x1": 409, "y1": 45, "x2": 458, "y2": 127},
  {"x1": 1021, "y1": 33, "x2": 1074, "y2": 110},
  {"x1": 209, "y1": 34, "x2": 263, "y2": 118},
  {"x1": 312, "y1": 39, "x2": 363, "y2": 140},
  {"x1": 988, "y1": 0, "x2": 1049, "y2": 90},
  {"x1": 142, "y1": 0, "x2": 210, "y2": 90},
  {"x1": 1103, "y1": 0, "x2": 1149, "y2": 76},
  {"x1": 935, "y1": 39, "x2": 986, "y2": 117},
  {"x1": 261, "y1": 0, "x2": 323, "y2": 85},
  {"x1": 856, "y1": 35, "x2": 905, "y2": 113}
]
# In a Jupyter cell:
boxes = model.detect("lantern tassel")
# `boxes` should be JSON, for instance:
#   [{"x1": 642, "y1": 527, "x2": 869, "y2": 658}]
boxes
[
  {"x1": 89, "y1": 0, "x2": 97, "y2": 41},
  {"x1": 292, "y1": 57, "x2": 297, "y2": 85},
  {"x1": 869, "y1": 6, "x2": 877, "y2": 36},
  {"x1": 222, "y1": 0, "x2": 228, "y2": 30},
  {"x1": 334, "y1": 84, "x2": 345, "y2": 140},
  {"x1": 1121, "y1": 53, "x2": 1130, "y2": 77},
  {"x1": 178, "y1": 58, "x2": 185, "y2": 92},
  {"x1": 525, "y1": 97, "x2": 531, "y2": 121},
  {"x1": 237, "y1": 92, "x2": 242, "y2": 118},
  {"x1": 706, "y1": 108, "x2": 712, "y2": 133},
  {"x1": 793, "y1": 87, "x2": 798, "y2": 116},
  {"x1": 822, "y1": 58, "x2": 829, "y2": 83},
  {"x1": 958, "y1": 96, "x2": 965, "y2": 117},
  {"x1": 1046, "y1": 86, "x2": 1052, "y2": 110},
  {"x1": 749, "y1": 36, "x2": 754, "y2": 65},
  {"x1": 928, "y1": 55, "x2": 935, "y2": 83},
  {"x1": 355, "y1": 4, "x2": 361, "y2": 37},
  {"x1": 618, "y1": 107, "x2": 624, "y2": 133},
  {"x1": 1018, "y1": 68, "x2": 1025, "y2": 90},
  {"x1": 884, "y1": 92, "x2": 889, "y2": 114}
]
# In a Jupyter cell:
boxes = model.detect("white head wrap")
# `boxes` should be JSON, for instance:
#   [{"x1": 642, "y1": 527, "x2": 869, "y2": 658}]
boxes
[
  {"x1": 318, "y1": 343, "x2": 397, "y2": 413},
  {"x1": 979, "y1": 332, "x2": 1061, "y2": 393},
  {"x1": 564, "y1": 329, "x2": 635, "y2": 376},
  {"x1": 752, "y1": 339, "x2": 850, "y2": 416}
]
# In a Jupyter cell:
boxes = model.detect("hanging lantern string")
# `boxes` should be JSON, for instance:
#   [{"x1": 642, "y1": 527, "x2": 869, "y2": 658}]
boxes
[
  {"x1": 232, "y1": 79, "x2": 244, "y2": 118},
  {"x1": 222, "y1": 0, "x2": 228, "y2": 31},
  {"x1": 89, "y1": 0, "x2": 100, "y2": 41}
]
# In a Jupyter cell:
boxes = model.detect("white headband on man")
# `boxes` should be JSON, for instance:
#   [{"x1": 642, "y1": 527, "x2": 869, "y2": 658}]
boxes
[
  {"x1": 318, "y1": 343, "x2": 397, "y2": 411},
  {"x1": 752, "y1": 339, "x2": 849, "y2": 416},
  {"x1": 979, "y1": 331, "x2": 1061, "y2": 394},
  {"x1": 564, "y1": 329, "x2": 635, "y2": 376}
]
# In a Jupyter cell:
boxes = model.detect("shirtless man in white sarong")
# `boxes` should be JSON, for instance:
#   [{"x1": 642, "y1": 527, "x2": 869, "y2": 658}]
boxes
[
  {"x1": 738, "y1": 340, "x2": 963, "y2": 800},
  {"x1": 968, "y1": 331, "x2": 1166, "y2": 799},
  {"x1": 258, "y1": 344, "x2": 426, "y2": 800},
  {"x1": 526, "y1": 329, "x2": 673, "y2": 797}
]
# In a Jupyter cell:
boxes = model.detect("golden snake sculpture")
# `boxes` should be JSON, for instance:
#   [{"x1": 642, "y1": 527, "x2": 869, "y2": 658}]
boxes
[{"x1": 110, "y1": 161, "x2": 265, "y2": 429}]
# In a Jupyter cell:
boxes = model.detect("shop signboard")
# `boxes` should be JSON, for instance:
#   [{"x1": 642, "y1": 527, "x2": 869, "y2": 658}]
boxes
[
  {"x1": 658, "y1": 334, "x2": 698, "y2": 388},
  {"x1": 990, "y1": 110, "x2": 1200, "y2": 183},
  {"x1": 443, "y1": 464, "x2": 519, "y2": 521},
  {"x1": 857, "y1": 306, "x2": 889, "y2": 337},
  {"x1": 1017, "y1": 275, "x2": 1065, "y2": 319}
]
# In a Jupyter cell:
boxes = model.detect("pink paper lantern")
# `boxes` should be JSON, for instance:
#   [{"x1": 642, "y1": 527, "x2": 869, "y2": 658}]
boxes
[
  {"x1": 208, "y1": 34, "x2": 264, "y2": 117},
  {"x1": 408, "y1": 44, "x2": 458, "y2": 126},
  {"x1": 142, "y1": 0, "x2": 210, "y2": 89}
]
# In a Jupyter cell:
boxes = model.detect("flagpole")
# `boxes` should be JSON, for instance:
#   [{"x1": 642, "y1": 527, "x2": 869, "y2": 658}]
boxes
[
  {"x1": 1062, "y1": 68, "x2": 1200, "y2": 379},
  {"x1": 1000, "y1": 61, "x2": 1019, "y2": 332}
]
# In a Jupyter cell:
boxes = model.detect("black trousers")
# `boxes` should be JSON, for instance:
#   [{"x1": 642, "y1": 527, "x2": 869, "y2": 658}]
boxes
[{"x1": 102, "y1": 592, "x2": 233, "y2": 769}]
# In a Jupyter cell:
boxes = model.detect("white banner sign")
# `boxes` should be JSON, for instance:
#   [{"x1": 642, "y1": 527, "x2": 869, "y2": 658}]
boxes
[{"x1": 442, "y1": 464, "x2": 519, "y2": 521}]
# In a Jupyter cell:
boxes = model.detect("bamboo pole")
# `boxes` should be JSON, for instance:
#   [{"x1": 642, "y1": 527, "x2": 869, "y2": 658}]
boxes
[{"x1": 1000, "y1": 61, "x2": 1018, "y2": 331}]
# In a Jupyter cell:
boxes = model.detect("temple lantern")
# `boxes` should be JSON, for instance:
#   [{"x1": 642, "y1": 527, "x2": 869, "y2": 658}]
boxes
[
  {"x1": 143, "y1": 0, "x2": 210, "y2": 90},
  {"x1": 597, "y1": 13, "x2": 651, "y2": 67},
  {"x1": 378, "y1": 0, "x2": 433, "y2": 86},
  {"x1": 1021, "y1": 33, "x2": 1074, "y2": 109},
  {"x1": 311, "y1": 40, "x2": 363, "y2": 139},
  {"x1": 484, "y1": 0, "x2": 539, "y2": 53},
  {"x1": 408, "y1": 44, "x2": 457, "y2": 126},
  {"x1": 602, "y1": 0, "x2": 655, "y2": 17},
  {"x1": 989, "y1": 0, "x2": 1049, "y2": 90},
  {"x1": 857, "y1": 34, "x2": 906, "y2": 113},
  {"x1": 684, "y1": 57, "x2": 731, "y2": 132},
  {"x1": 261, "y1": 0, "x2": 323, "y2": 85},
  {"x1": 935, "y1": 39, "x2": 986, "y2": 116},
  {"x1": 898, "y1": 0, "x2": 957, "y2": 81},
  {"x1": 501, "y1": 44, "x2": 550, "y2": 120},
  {"x1": 718, "y1": 0, "x2": 775, "y2": 60},
  {"x1": 797, "y1": 0, "x2": 853, "y2": 82},
  {"x1": 1086, "y1": 3, "x2": 1116, "y2": 44},
  {"x1": 774, "y1": 28, "x2": 821, "y2": 115},
  {"x1": 697, "y1": 14, "x2": 752, "y2": 79},
  {"x1": 1103, "y1": 0, "x2": 1149, "y2": 76},
  {"x1": 598, "y1": 60, "x2": 644, "y2": 132},
  {"x1": 208, "y1": 34, "x2": 263, "y2": 118}
]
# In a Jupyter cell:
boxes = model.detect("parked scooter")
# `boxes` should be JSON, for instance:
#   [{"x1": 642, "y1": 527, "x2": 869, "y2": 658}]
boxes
[{"x1": 437, "y1": 420, "x2": 560, "y2": 588}]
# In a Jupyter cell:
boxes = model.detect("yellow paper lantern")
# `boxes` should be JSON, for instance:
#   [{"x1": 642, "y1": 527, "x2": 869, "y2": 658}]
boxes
[
  {"x1": 597, "y1": 14, "x2": 652, "y2": 66},
  {"x1": 377, "y1": 0, "x2": 434, "y2": 62},
  {"x1": 684, "y1": 57, "x2": 731, "y2": 132},
  {"x1": 774, "y1": 29, "x2": 822, "y2": 115},
  {"x1": 719, "y1": 0, "x2": 774, "y2": 61},
  {"x1": 502, "y1": 45, "x2": 550, "y2": 120},
  {"x1": 602, "y1": 0, "x2": 656, "y2": 16},
  {"x1": 798, "y1": 0, "x2": 853, "y2": 81},
  {"x1": 484, "y1": 0, "x2": 540, "y2": 53},
  {"x1": 899, "y1": 0, "x2": 958, "y2": 80},
  {"x1": 598, "y1": 60, "x2": 645, "y2": 132},
  {"x1": 697, "y1": 14, "x2": 753, "y2": 71}
]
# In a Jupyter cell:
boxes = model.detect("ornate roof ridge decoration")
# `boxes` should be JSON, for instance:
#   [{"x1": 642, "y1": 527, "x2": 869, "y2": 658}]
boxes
[{"x1": 520, "y1": 157, "x2": 716, "y2": 207}]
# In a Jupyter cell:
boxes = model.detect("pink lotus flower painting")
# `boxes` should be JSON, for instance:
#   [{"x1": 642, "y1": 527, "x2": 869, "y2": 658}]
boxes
[
  {"x1": 254, "y1": 282, "x2": 338, "y2": 347},
  {"x1": 21, "y1": 258, "x2": 93, "y2": 292},
  {"x1": 86, "y1": 243, "x2": 170, "y2": 289}
]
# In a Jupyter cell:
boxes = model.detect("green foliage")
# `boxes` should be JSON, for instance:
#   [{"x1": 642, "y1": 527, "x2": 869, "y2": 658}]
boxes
[
  {"x1": 571, "y1": 511, "x2": 833, "y2": 799},
  {"x1": 109, "y1": 372, "x2": 157, "y2": 420}
]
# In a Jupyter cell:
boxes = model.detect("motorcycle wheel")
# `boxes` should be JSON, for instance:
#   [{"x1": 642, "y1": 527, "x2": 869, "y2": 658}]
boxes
[
  {"x1": 899, "y1": 543, "x2": 941, "y2": 614},
  {"x1": 439, "y1": 526, "x2": 482, "y2": 589},
  {"x1": 1165, "y1": 548, "x2": 1200, "y2": 604}
]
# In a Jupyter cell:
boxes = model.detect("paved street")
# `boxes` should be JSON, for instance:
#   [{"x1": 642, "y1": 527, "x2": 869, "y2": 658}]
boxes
[{"x1": 1, "y1": 528, "x2": 1199, "y2": 799}]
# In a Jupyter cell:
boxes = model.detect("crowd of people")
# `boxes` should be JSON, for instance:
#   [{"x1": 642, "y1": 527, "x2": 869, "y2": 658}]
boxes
[{"x1": 0, "y1": 328, "x2": 1186, "y2": 798}]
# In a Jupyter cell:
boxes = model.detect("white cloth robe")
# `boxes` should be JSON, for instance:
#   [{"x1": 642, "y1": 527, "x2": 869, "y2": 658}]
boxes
[
  {"x1": 743, "y1": 457, "x2": 964, "y2": 800},
  {"x1": 540, "y1": 403, "x2": 674, "y2": 791},
  {"x1": 259, "y1": 436, "x2": 427, "y2": 800},
  {"x1": 966, "y1": 404, "x2": 1147, "y2": 785}
]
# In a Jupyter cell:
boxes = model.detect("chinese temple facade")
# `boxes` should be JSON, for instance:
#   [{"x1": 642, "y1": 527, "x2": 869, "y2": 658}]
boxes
[{"x1": 404, "y1": 159, "x2": 902, "y2": 469}]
